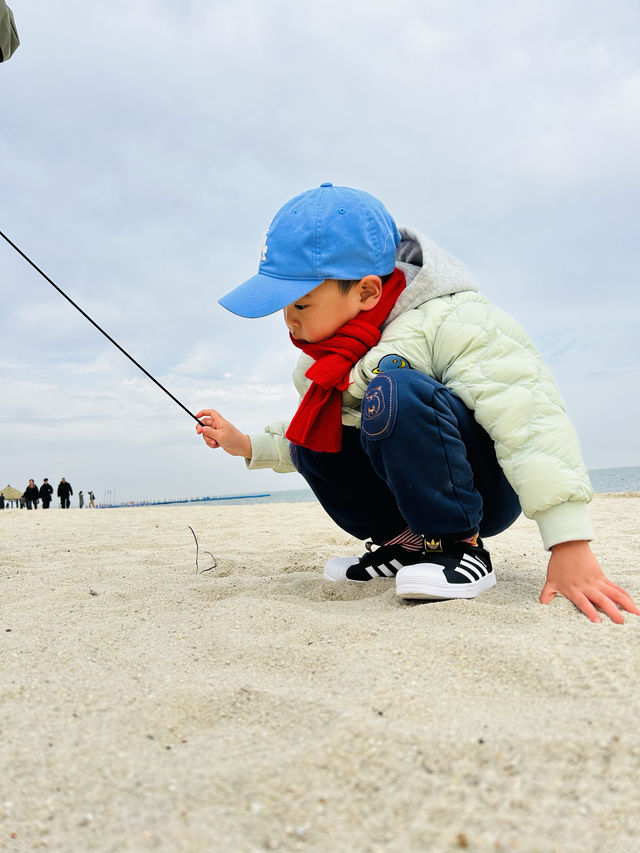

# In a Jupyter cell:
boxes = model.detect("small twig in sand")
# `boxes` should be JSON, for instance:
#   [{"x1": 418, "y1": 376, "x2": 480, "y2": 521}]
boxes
[{"x1": 188, "y1": 526, "x2": 217, "y2": 575}]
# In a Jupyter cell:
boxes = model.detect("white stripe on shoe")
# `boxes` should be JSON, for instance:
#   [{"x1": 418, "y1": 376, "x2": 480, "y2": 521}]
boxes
[
  {"x1": 461, "y1": 553, "x2": 488, "y2": 573},
  {"x1": 458, "y1": 561, "x2": 482, "y2": 580},
  {"x1": 454, "y1": 566, "x2": 479, "y2": 582}
]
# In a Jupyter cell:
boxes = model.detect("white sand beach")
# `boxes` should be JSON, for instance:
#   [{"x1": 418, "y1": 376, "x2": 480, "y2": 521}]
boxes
[{"x1": 1, "y1": 494, "x2": 639, "y2": 853}]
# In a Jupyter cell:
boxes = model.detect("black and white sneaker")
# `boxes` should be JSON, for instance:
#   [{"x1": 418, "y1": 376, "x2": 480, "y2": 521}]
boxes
[
  {"x1": 395, "y1": 540, "x2": 495, "y2": 600},
  {"x1": 324, "y1": 542, "x2": 422, "y2": 582}
]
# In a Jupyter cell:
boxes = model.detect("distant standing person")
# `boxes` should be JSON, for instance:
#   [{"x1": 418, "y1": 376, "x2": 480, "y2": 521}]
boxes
[
  {"x1": 57, "y1": 477, "x2": 73, "y2": 509},
  {"x1": 78, "y1": 490, "x2": 84, "y2": 509},
  {"x1": 88, "y1": 490, "x2": 96, "y2": 508},
  {"x1": 39, "y1": 478, "x2": 54, "y2": 509},
  {"x1": 23, "y1": 479, "x2": 39, "y2": 510}
]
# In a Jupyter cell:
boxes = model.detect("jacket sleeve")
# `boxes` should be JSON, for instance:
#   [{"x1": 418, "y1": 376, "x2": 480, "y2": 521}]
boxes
[
  {"x1": 246, "y1": 422, "x2": 297, "y2": 473},
  {"x1": 431, "y1": 298, "x2": 593, "y2": 548}
]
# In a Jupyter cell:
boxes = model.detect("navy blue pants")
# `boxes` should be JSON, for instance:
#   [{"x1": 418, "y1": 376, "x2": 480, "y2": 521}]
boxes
[{"x1": 289, "y1": 370, "x2": 521, "y2": 544}]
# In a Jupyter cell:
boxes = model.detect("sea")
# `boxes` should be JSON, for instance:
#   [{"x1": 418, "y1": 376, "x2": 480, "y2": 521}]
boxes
[
  {"x1": 98, "y1": 465, "x2": 640, "y2": 509},
  {"x1": 137, "y1": 466, "x2": 640, "y2": 508},
  {"x1": 585, "y1": 466, "x2": 640, "y2": 495},
  {"x1": 250, "y1": 466, "x2": 640, "y2": 505}
]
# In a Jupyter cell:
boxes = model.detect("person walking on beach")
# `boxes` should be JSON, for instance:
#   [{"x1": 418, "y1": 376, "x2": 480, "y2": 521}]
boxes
[
  {"x1": 78, "y1": 491, "x2": 84, "y2": 509},
  {"x1": 57, "y1": 477, "x2": 73, "y2": 509},
  {"x1": 23, "y1": 479, "x2": 39, "y2": 510},
  {"x1": 196, "y1": 183, "x2": 639, "y2": 625},
  {"x1": 88, "y1": 490, "x2": 96, "y2": 508},
  {"x1": 39, "y1": 478, "x2": 53, "y2": 509}
]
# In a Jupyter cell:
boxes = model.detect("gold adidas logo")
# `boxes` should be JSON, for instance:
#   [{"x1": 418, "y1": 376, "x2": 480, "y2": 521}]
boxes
[{"x1": 423, "y1": 538, "x2": 443, "y2": 553}]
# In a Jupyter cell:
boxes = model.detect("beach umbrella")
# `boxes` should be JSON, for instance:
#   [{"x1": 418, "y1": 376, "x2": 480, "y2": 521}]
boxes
[{"x1": 1, "y1": 485, "x2": 23, "y2": 500}]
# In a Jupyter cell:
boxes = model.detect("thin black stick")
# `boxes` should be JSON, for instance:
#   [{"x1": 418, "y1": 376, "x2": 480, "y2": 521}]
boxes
[
  {"x1": 188, "y1": 526, "x2": 217, "y2": 574},
  {"x1": 0, "y1": 228, "x2": 203, "y2": 425}
]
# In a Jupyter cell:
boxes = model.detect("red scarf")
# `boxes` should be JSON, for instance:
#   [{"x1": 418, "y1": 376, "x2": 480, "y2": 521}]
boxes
[{"x1": 286, "y1": 268, "x2": 406, "y2": 453}]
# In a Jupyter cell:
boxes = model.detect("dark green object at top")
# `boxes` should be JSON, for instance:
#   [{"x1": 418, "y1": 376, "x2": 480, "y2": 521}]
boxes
[{"x1": 0, "y1": 1, "x2": 19, "y2": 62}]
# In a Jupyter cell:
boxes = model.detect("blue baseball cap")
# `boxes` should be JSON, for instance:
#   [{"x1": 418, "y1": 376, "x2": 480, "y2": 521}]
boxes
[{"x1": 218, "y1": 182, "x2": 402, "y2": 318}]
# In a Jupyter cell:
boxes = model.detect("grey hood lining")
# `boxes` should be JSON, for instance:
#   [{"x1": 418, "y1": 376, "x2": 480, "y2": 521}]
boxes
[{"x1": 384, "y1": 226, "x2": 478, "y2": 326}]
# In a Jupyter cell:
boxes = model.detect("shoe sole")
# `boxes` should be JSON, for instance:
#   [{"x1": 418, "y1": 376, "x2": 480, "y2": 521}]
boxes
[{"x1": 396, "y1": 569, "x2": 496, "y2": 600}]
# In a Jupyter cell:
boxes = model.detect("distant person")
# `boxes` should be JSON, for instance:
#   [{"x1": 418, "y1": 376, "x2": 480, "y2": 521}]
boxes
[
  {"x1": 0, "y1": 494, "x2": 5, "y2": 510},
  {"x1": 78, "y1": 490, "x2": 84, "y2": 509},
  {"x1": 57, "y1": 477, "x2": 73, "y2": 509},
  {"x1": 88, "y1": 490, "x2": 96, "y2": 508},
  {"x1": 23, "y1": 479, "x2": 39, "y2": 510},
  {"x1": 39, "y1": 478, "x2": 54, "y2": 509},
  {"x1": 0, "y1": 1, "x2": 19, "y2": 62}
]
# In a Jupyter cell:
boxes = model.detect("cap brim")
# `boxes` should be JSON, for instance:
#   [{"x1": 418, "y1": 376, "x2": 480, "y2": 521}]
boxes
[{"x1": 218, "y1": 272, "x2": 325, "y2": 318}]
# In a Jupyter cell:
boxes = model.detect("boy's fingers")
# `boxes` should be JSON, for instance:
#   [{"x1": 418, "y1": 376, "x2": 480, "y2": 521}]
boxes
[
  {"x1": 199, "y1": 426, "x2": 219, "y2": 448},
  {"x1": 540, "y1": 584, "x2": 604, "y2": 623},
  {"x1": 571, "y1": 591, "x2": 602, "y2": 623},
  {"x1": 603, "y1": 582, "x2": 640, "y2": 614},
  {"x1": 539, "y1": 583, "x2": 556, "y2": 605},
  {"x1": 606, "y1": 584, "x2": 640, "y2": 616},
  {"x1": 590, "y1": 593, "x2": 624, "y2": 624},
  {"x1": 541, "y1": 574, "x2": 638, "y2": 623}
]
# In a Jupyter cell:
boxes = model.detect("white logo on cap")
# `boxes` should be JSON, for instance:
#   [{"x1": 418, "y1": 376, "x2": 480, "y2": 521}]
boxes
[{"x1": 260, "y1": 233, "x2": 268, "y2": 262}]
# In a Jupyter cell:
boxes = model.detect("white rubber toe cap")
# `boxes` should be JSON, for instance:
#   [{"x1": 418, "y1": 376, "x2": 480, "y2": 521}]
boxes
[{"x1": 324, "y1": 556, "x2": 361, "y2": 582}]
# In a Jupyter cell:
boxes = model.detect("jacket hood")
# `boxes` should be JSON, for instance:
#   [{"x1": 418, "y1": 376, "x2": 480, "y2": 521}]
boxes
[{"x1": 385, "y1": 226, "x2": 478, "y2": 325}]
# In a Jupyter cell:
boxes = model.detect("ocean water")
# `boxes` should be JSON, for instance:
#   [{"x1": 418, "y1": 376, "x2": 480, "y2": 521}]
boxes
[
  {"x1": 586, "y1": 466, "x2": 640, "y2": 494},
  {"x1": 98, "y1": 467, "x2": 640, "y2": 508},
  {"x1": 218, "y1": 466, "x2": 640, "y2": 507},
  {"x1": 204, "y1": 488, "x2": 316, "y2": 507}
]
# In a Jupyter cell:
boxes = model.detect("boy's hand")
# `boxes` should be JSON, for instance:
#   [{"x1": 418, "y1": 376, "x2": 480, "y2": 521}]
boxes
[
  {"x1": 195, "y1": 409, "x2": 252, "y2": 459},
  {"x1": 540, "y1": 540, "x2": 639, "y2": 623}
]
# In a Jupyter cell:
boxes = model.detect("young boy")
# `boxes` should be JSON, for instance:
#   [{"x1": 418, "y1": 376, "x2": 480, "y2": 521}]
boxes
[{"x1": 196, "y1": 182, "x2": 638, "y2": 624}]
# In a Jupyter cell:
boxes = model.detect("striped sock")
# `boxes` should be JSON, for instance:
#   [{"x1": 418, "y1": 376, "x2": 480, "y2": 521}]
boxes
[{"x1": 383, "y1": 527, "x2": 424, "y2": 552}]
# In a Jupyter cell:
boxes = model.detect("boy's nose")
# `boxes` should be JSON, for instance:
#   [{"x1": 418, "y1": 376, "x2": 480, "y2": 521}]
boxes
[{"x1": 283, "y1": 305, "x2": 297, "y2": 329}]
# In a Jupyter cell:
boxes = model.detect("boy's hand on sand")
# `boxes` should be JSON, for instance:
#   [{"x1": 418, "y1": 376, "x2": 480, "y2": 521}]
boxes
[
  {"x1": 195, "y1": 409, "x2": 252, "y2": 459},
  {"x1": 540, "y1": 540, "x2": 639, "y2": 624}
]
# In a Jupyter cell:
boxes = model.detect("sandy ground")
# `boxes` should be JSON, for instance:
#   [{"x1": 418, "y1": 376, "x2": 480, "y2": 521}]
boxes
[{"x1": 1, "y1": 494, "x2": 639, "y2": 853}]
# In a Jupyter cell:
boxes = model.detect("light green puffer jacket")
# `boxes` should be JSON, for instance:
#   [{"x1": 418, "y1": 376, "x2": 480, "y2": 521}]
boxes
[{"x1": 248, "y1": 226, "x2": 593, "y2": 550}]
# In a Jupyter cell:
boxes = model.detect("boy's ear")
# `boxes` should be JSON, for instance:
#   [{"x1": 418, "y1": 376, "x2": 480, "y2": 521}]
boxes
[{"x1": 357, "y1": 275, "x2": 383, "y2": 311}]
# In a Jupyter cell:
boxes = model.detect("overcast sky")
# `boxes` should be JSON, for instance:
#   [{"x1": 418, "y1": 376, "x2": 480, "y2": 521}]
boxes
[{"x1": 1, "y1": 0, "x2": 638, "y2": 503}]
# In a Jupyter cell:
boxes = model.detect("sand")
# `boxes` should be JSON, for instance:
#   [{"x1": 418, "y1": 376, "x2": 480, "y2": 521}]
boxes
[{"x1": 1, "y1": 494, "x2": 639, "y2": 853}]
